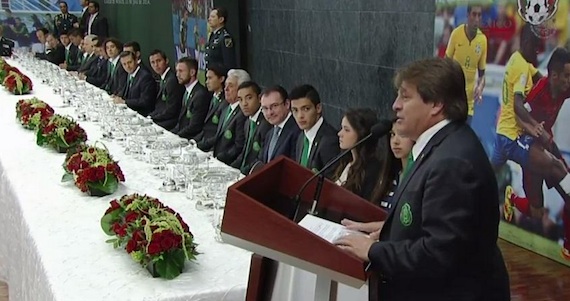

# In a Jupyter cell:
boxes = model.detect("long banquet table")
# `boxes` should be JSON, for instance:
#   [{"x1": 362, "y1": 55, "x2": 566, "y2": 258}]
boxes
[{"x1": 0, "y1": 59, "x2": 251, "y2": 301}]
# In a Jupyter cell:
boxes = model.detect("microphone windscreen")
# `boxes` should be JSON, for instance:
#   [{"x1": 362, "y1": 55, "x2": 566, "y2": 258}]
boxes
[{"x1": 370, "y1": 119, "x2": 393, "y2": 138}]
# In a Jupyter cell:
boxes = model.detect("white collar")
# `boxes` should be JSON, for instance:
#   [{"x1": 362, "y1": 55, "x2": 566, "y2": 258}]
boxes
[
  {"x1": 304, "y1": 116, "x2": 323, "y2": 142},
  {"x1": 249, "y1": 107, "x2": 262, "y2": 122},
  {"x1": 228, "y1": 101, "x2": 240, "y2": 112},
  {"x1": 65, "y1": 44, "x2": 71, "y2": 51},
  {"x1": 185, "y1": 78, "x2": 198, "y2": 94},
  {"x1": 129, "y1": 66, "x2": 141, "y2": 79},
  {"x1": 411, "y1": 119, "x2": 451, "y2": 161},
  {"x1": 109, "y1": 56, "x2": 120, "y2": 66},
  {"x1": 277, "y1": 112, "x2": 292, "y2": 129},
  {"x1": 160, "y1": 67, "x2": 170, "y2": 80},
  {"x1": 91, "y1": 12, "x2": 99, "y2": 19},
  {"x1": 82, "y1": 7, "x2": 88, "y2": 14}
]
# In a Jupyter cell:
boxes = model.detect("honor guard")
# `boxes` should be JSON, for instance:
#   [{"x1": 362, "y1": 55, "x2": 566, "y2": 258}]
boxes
[
  {"x1": 54, "y1": 1, "x2": 79, "y2": 37},
  {"x1": 205, "y1": 7, "x2": 237, "y2": 70}
]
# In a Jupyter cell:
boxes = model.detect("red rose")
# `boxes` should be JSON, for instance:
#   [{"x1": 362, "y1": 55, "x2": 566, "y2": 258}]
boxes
[
  {"x1": 126, "y1": 239, "x2": 137, "y2": 253},
  {"x1": 124, "y1": 211, "x2": 138, "y2": 224},
  {"x1": 160, "y1": 235, "x2": 175, "y2": 251},
  {"x1": 95, "y1": 166, "x2": 105, "y2": 180},
  {"x1": 104, "y1": 200, "x2": 121, "y2": 214},
  {"x1": 147, "y1": 241, "x2": 162, "y2": 255},
  {"x1": 79, "y1": 160, "x2": 88, "y2": 169},
  {"x1": 112, "y1": 223, "x2": 127, "y2": 237},
  {"x1": 132, "y1": 230, "x2": 144, "y2": 242}
]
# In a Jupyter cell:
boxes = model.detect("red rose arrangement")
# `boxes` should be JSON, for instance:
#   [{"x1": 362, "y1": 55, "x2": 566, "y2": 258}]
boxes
[
  {"x1": 3, "y1": 70, "x2": 33, "y2": 95},
  {"x1": 101, "y1": 194, "x2": 199, "y2": 279},
  {"x1": 62, "y1": 143, "x2": 125, "y2": 196},
  {"x1": 36, "y1": 114, "x2": 87, "y2": 153},
  {"x1": 15, "y1": 98, "x2": 54, "y2": 129}
]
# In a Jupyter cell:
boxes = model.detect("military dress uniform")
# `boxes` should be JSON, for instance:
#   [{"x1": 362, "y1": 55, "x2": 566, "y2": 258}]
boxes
[
  {"x1": 54, "y1": 13, "x2": 78, "y2": 37},
  {"x1": 205, "y1": 27, "x2": 237, "y2": 70}
]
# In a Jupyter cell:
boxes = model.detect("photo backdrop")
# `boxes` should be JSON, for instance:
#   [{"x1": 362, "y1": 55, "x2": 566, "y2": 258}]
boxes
[{"x1": 435, "y1": 0, "x2": 570, "y2": 267}]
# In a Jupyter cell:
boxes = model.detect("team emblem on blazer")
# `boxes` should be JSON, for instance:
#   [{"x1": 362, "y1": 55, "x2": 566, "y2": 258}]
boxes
[
  {"x1": 400, "y1": 203, "x2": 413, "y2": 226},
  {"x1": 224, "y1": 129, "x2": 233, "y2": 140},
  {"x1": 253, "y1": 141, "x2": 261, "y2": 152},
  {"x1": 212, "y1": 115, "x2": 219, "y2": 124},
  {"x1": 186, "y1": 109, "x2": 193, "y2": 119}
]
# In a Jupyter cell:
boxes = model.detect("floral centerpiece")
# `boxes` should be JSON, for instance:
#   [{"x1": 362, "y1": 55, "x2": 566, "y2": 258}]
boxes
[
  {"x1": 101, "y1": 194, "x2": 199, "y2": 279},
  {"x1": 62, "y1": 143, "x2": 125, "y2": 196},
  {"x1": 3, "y1": 70, "x2": 33, "y2": 95},
  {"x1": 36, "y1": 114, "x2": 87, "y2": 153},
  {"x1": 15, "y1": 98, "x2": 54, "y2": 129}
]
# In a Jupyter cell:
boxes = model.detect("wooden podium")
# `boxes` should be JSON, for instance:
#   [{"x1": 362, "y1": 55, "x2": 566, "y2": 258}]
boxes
[{"x1": 220, "y1": 156, "x2": 387, "y2": 300}]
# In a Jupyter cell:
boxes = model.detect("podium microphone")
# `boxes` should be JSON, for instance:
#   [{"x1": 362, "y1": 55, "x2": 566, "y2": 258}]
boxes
[{"x1": 291, "y1": 119, "x2": 393, "y2": 221}]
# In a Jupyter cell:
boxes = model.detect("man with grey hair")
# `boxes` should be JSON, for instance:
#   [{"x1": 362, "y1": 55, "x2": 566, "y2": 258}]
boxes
[
  {"x1": 199, "y1": 68, "x2": 249, "y2": 165},
  {"x1": 77, "y1": 34, "x2": 98, "y2": 75}
]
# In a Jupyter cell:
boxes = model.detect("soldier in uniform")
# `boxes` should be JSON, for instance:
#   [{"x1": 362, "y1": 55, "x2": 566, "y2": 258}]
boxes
[
  {"x1": 205, "y1": 7, "x2": 237, "y2": 70},
  {"x1": 54, "y1": 1, "x2": 78, "y2": 38}
]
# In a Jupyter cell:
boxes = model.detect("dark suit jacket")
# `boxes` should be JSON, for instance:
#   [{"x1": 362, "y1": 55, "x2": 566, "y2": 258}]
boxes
[
  {"x1": 122, "y1": 67, "x2": 158, "y2": 117},
  {"x1": 150, "y1": 69, "x2": 185, "y2": 130},
  {"x1": 103, "y1": 59, "x2": 127, "y2": 95},
  {"x1": 86, "y1": 56, "x2": 108, "y2": 87},
  {"x1": 230, "y1": 112, "x2": 271, "y2": 174},
  {"x1": 196, "y1": 93, "x2": 228, "y2": 149},
  {"x1": 79, "y1": 8, "x2": 89, "y2": 34},
  {"x1": 77, "y1": 52, "x2": 97, "y2": 74},
  {"x1": 65, "y1": 44, "x2": 81, "y2": 70},
  {"x1": 295, "y1": 119, "x2": 340, "y2": 177},
  {"x1": 368, "y1": 122, "x2": 510, "y2": 301},
  {"x1": 88, "y1": 14, "x2": 109, "y2": 38},
  {"x1": 201, "y1": 104, "x2": 247, "y2": 165},
  {"x1": 258, "y1": 116, "x2": 301, "y2": 164},
  {"x1": 172, "y1": 82, "x2": 211, "y2": 139},
  {"x1": 0, "y1": 37, "x2": 14, "y2": 56},
  {"x1": 37, "y1": 44, "x2": 65, "y2": 65}
]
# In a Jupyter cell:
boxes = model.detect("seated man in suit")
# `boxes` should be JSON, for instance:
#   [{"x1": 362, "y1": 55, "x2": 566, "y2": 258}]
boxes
[
  {"x1": 102, "y1": 37, "x2": 127, "y2": 95},
  {"x1": 290, "y1": 84, "x2": 340, "y2": 176},
  {"x1": 36, "y1": 33, "x2": 65, "y2": 65},
  {"x1": 250, "y1": 85, "x2": 301, "y2": 173},
  {"x1": 171, "y1": 57, "x2": 211, "y2": 139},
  {"x1": 195, "y1": 63, "x2": 228, "y2": 150},
  {"x1": 230, "y1": 81, "x2": 271, "y2": 174},
  {"x1": 112, "y1": 51, "x2": 157, "y2": 116},
  {"x1": 149, "y1": 49, "x2": 185, "y2": 131},
  {"x1": 200, "y1": 69, "x2": 249, "y2": 165},
  {"x1": 57, "y1": 31, "x2": 80, "y2": 70},
  {"x1": 77, "y1": 34, "x2": 98, "y2": 75},
  {"x1": 0, "y1": 26, "x2": 15, "y2": 57},
  {"x1": 84, "y1": 37, "x2": 108, "y2": 87},
  {"x1": 64, "y1": 28, "x2": 85, "y2": 71},
  {"x1": 123, "y1": 41, "x2": 152, "y2": 75}
]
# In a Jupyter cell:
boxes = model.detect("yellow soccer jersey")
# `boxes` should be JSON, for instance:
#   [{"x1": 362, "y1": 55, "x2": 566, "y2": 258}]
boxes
[
  {"x1": 445, "y1": 24, "x2": 488, "y2": 116},
  {"x1": 496, "y1": 51, "x2": 538, "y2": 140}
]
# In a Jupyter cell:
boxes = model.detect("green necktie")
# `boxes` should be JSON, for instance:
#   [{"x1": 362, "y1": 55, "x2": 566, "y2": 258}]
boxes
[
  {"x1": 65, "y1": 48, "x2": 70, "y2": 64},
  {"x1": 401, "y1": 152, "x2": 415, "y2": 181},
  {"x1": 241, "y1": 119, "x2": 257, "y2": 168},
  {"x1": 183, "y1": 90, "x2": 190, "y2": 106},
  {"x1": 300, "y1": 134, "x2": 310, "y2": 167},
  {"x1": 128, "y1": 75, "x2": 134, "y2": 87},
  {"x1": 109, "y1": 61, "x2": 116, "y2": 78},
  {"x1": 222, "y1": 106, "x2": 233, "y2": 127}
]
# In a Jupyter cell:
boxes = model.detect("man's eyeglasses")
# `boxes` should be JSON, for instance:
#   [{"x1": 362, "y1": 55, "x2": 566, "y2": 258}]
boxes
[{"x1": 261, "y1": 102, "x2": 284, "y2": 112}]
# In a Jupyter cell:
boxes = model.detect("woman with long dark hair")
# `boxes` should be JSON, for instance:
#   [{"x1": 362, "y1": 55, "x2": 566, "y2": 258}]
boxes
[
  {"x1": 342, "y1": 121, "x2": 414, "y2": 238},
  {"x1": 333, "y1": 108, "x2": 382, "y2": 201},
  {"x1": 370, "y1": 121, "x2": 414, "y2": 211}
]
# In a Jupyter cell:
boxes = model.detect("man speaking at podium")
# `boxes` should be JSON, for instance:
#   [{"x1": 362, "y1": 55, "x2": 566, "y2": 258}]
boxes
[{"x1": 336, "y1": 58, "x2": 510, "y2": 301}]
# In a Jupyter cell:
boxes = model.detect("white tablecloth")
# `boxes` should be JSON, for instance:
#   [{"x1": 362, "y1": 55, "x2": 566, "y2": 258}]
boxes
[{"x1": 0, "y1": 60, "x2": 251, "y2": 301}]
